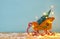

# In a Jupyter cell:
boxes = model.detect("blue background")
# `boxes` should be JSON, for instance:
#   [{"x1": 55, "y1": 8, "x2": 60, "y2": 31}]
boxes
[{"x1": 0, "y1": 0, "x2": 60, "y2": 32}]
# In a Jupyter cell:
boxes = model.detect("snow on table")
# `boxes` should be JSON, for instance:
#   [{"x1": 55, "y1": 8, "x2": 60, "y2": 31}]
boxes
[{"x1": 0, "y1": 33, "x2": 60, "y2": 39}]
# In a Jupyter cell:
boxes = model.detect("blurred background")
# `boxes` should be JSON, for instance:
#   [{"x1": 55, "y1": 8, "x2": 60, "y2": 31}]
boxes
[{"x1": 0, "y1": 0, "x2": 60, "y2": 32}]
